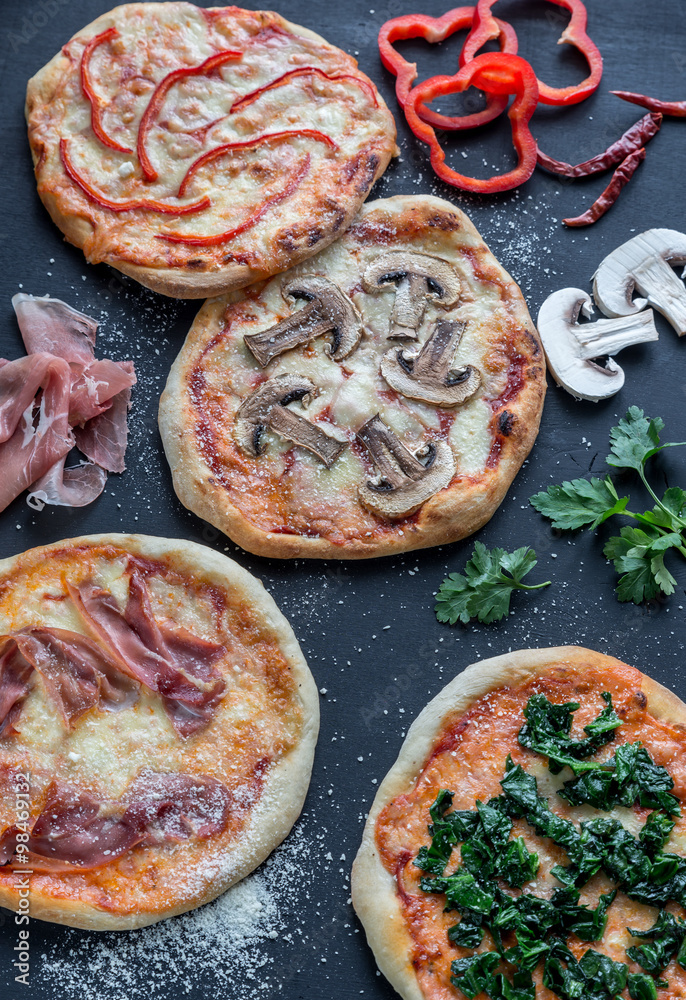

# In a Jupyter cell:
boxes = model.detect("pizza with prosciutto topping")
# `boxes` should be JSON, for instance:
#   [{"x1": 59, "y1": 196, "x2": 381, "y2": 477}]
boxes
[
  {"x1": 0, "y1": 534, "x2": 318, "y2": 929},
  {"x1": 25, "y1": 2, "x2": 396, "y2": 298},
  {"x1": 352, "y1": 647, "x2": 686, "y2": 1000},
  {"x1": 159, "y1": 195, "x2": 546, "y2": 559}
]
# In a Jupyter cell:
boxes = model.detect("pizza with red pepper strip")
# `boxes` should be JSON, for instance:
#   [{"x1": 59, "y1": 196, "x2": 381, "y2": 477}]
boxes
[
  {"x1": 0, "y1": 534, "x2": 318, "y2": 929},
  {"x1": 25, "y1": 3, "x2": 396, "y2": 298},
  {"x1": 352, "y1": 646, "x2": 686, "y2": 1000},
  {"x1": 159, "y1": 194, "x2": 546, "y2": 559}
]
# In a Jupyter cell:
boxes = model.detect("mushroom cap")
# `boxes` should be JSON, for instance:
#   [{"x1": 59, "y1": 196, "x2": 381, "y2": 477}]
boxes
[
  {"x1": 593, "y1": 228, "x2": 686, "y2": 317},
  {"x1": 380, "y1": 346, "x2": 481, "y2": 407},
  {"x1": 281, "y1": 275, "x2": 363, "y2": 360},
  {"x1": 537, "y1": 288, "x2": 636, "y2": 402},
  {"x1": 361, "y1": 251, "x2": 461, "y2": 304},
  {"x1": 234, "y1": 374, "x2": 315, "y2": 456},
  {"x1": 358, "y1": 439, "x2": 456, "y2": 519}
]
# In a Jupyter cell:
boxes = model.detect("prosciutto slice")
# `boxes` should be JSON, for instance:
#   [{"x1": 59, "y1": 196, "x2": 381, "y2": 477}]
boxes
[
  {"x1": 68, "y1": 358, "x2": 136, "y2": 426},
  {"x1": 69, "y1": 570, "x2": 227, "y2": 737},
  {"x1": 27, "y1": 457, "x2": 108, "y2": 510},
  {"x1": 12, "y1": 294, "x2": 98, "y2": 365},
  {"x1": 0, "y1": 353, "x2": 74, "y2": 513},
  {"x1": 0, "y1": 639, "x2": 33, "y2": 738},
  {"x1": 0, "y1": 771, "x2": 231, "y2": 871},
  {"x1": 74, "y1": 373, "x2": 134, "y2": 473},
  {"x1": 11, "y1": 628, "x2": 139, "y2": 727}
]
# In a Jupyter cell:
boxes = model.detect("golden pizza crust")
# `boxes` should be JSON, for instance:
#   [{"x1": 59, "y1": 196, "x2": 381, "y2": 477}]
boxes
[
  {"x1": 0, "y1": 533, "x2": 319, "y2": 930},
  {"x1": 351, "y1": 646, "x2": 686, "y2": 1000},
  {"x1": 25, "y1": 3, "x2": 396, "y2": 298},
  {"x1": 159, "y1": 195, "x2": 546, "y2": 559}
]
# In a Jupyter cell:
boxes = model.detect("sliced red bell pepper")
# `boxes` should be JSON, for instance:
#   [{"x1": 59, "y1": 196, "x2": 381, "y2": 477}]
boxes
[
  {"x1": 612, "y1": 90, "x2": 686, "y2": 118},
  {"x1": 137, "y1": 49, "x2": 242, "y2": 183},
  {"x1": 404, "y1": 53, "x2": 539, "y2": 193},
  {"x1": 462, "y1": 0, "x2": 602, "y2": 106},
  {"x1": 378, "y1": 7, "x2": 518, "y2": 131},
  {"x1": 80, "y1": 28, "x2": 133, "y2": 154},
  {"x1": 230, "y1": 67, "x2": 378, "y2": 113},
  {"x1": 177, "y1": 130, "x2": 338, "y2": 197},
  {"x1": 157, "y1": 155, "x2": 311, "y2": 246},
  {"x1": 60, "y1": 139, "x2": 210, "y2": 215}
]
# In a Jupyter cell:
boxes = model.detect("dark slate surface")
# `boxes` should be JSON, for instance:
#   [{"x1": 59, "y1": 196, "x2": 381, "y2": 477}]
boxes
[{"x1": 0, "y1": 1, "x2": 685, "y2": 997}]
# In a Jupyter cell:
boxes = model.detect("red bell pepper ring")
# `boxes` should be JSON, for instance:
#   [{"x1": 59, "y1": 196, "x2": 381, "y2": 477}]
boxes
[
  {"x1": 80, "y1": 28, "x2": 133, "y2": 154},
  {"x1": 378, "y1": 7, "x2": 518, "y2": 131},
  {"x1": 612, "y1": 90, "x2": 686, "y2": 118},
  {"x1": 404, "y1": 53, "x2": 539, "y2": 194},
  {"x1": 462, "y1": 0, "x2": 602, "y2": 106}
]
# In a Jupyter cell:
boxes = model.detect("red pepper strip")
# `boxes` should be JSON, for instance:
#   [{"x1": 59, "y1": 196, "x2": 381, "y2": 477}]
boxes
[
  {"x1": 230, "y1": 67, "x2": 378, "y2": 113},
  {"x1": 157, "y1": 154, "x2": 311, "y2": 246},
  {"x1": 537, "y1": 112, "x2": 662, "y2": 178},
  {"x1": 563, "y1": 147, "x2": 646, "y2": 227},
  {"x1": 378, "y1": 7, "x2": 517, "y2": 131},
  {"x1": 80, "y1": 28, "x2": 133, "y2": 154},
  {"x1": 60, "y1": 139, "x2": 211, "y2": 215},
  {"x1": 612, "y1": 90, "x2": 686, "y2": 118},
  {"x1": 462, "y1": 0, "x2": 602, "y2": 106},
  {"x1": 177, "y1": 129, "x2": 338, "y2": 197},
  {"x1": 137, "y1": 49, "x2": 242, "y2": 183},
  {"x1": 404, "y1": 53, "x2": 539, "y2": 194}
]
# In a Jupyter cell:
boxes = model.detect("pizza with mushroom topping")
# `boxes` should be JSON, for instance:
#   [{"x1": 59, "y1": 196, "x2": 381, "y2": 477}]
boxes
[
  {"x1": 0, "y1": 534, "x2": 318, "y2": 929},
  {"x1": 159, "y1": 195, "x2": 546, "y2": 559},
  {"x1": 352, "y1": 646, "x2": 686, "y2": 1000},
  {"x1": 25, "y1": 2, "x2": 396, "y2": 298}
]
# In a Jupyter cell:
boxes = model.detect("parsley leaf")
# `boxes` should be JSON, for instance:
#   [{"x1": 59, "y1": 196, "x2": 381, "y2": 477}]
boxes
[
  {"x1": 435, "y1": 542, "x2": 551, "y2": 625},
  {"x1": 606, "y1": 407, "x2": 667, "y2": 472},
  {"x1": 603, "y1": 527, "x2": 681, "y2": 603},
  {"x1": 530, "y1": 476, "x2": 628, "y2": 531}
]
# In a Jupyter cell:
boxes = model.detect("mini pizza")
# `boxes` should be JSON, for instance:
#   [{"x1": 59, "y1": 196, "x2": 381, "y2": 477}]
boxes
[
  {"x1": 159, "y1": 195, "x2": 546, "y2": 559},
  {"x1": 352, "y1": 646, "x2": 686, "y2": 1000},
  {"x1": 26, "y1": 3, "x2": 396, "y2": 298},
  {"x1": 0, "y1": 534, "x2": 318, "y2": 930}
]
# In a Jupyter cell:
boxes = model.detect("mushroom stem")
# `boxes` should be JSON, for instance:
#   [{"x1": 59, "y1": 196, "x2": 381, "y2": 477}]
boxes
[
  {"x1": 268, "y1": 406, "x2": 346, "y2": 467},
  {"x1": 356, "y1": 415, "x2": 456, "y2": 519},
  {"x1": 389, "y1": 274, "x2": 429, "y2": 340},
  {"x1": 244, "y1": 276, "x2": 363, "y2": 366},
  {"x1": 630, "y1": 255, "x2": 686, "y2": 337},
  {"x1": 356, "y1": 415, "x2": 428, "y2": 489},
  {"x1": 380, "y1": 320, "x2": 481, "y2": 408},
  {"x1": 573, "y1": 308, "x2": 659, "y2": 360}
]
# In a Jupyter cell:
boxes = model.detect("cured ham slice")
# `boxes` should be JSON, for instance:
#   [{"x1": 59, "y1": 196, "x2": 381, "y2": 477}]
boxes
[
  {"x1": 12, "y1": 293, "x2": 98, "y2": 365},
  {"x1": 74, "y1": 371, "x2": 134, "y2": 473},
  {"x1": 2, "y1": 295, "x2": 136, "y2": 512},
  {"x1": 0, "y1": 639, "x2": 33, "y2": 738},
  {"x1": 0, "y1": 353, "x2": 74, "y2": 513},
  {"x1": 69, "y1": 569, "x2": 227, "y2": 737},
  {"x1": 11, "y1": 628, "x2": 139, "y2": 727},
  {"x1": 27, "y1": 457, "x2": 108, "y2": 510},
  {"x1": 0, "y1": 771, "x2": 231, "y2": 871}
]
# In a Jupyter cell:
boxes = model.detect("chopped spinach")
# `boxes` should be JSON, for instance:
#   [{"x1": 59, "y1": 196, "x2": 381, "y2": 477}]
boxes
[{"x1": 518, "y1": 693, "x2": 621, "y2": 775}]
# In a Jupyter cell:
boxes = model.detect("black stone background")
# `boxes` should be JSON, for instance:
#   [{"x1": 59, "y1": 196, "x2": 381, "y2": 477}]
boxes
[{"x1": 0, "y1": 0, "x2": 685, "y2": 997}]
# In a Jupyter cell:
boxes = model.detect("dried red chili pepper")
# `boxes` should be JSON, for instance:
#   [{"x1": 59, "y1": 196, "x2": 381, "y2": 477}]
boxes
[
  {"x1": 60, "y1": 139, "x2": 211, "y2": 215},
  {"x1": 612, "y1": 90, "x2": 686, "y2": 118},
  {"x1": 137, "y1": 49, "x2": 242, "y2": 183},
  {"x1": 537, "y1": 112, "x2": 662, "y2": 177},
  {"x1": 563, "y1": 147, "x2": 646, "y2": 227},
  {"x1": 177, "y1": 129, "x2": 338, "y2": 197},
  {"x1": 378, "y1": 7, "x2": 518, "y2": 131},
  {"x1": 158, "y1": 155, "x2": 311, "y2": 246},
  {"x1": 404, "y1": 53, "x2": 539, "y2": 193},
  {"x1": 462, "y1": 0, "x2": 602, "y2": 106},
  {"x1": 230, "y1": 67, "x2": 378, "y2": 113},
  {"x1": 80, "y1": 28, "x2": 133, "y2": 154}
]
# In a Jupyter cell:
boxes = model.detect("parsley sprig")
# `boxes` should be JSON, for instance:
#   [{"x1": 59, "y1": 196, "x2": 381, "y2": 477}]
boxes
[
  {"x1": 530, "y1": 408, "x2": 686, "y2": 605},
  {"x1": 435, "y1": 542, "x2": 551, "y2": 625}
]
